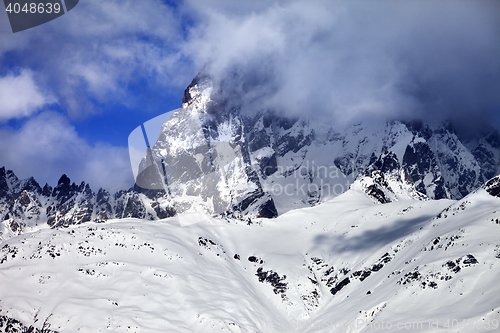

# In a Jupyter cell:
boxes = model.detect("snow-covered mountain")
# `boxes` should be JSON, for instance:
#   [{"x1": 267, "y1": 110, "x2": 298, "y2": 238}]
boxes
[
  {"x1": 1, "y1": 73, "x2": 500, "y2": 240},
  {"x1": 1, "y1": 72, "x2": 500, "y2": 332},
  {"x1": 1, "y1": 174, "x2": 499, "y2": 332},
  {"x1": 135, "y1": 73, "x2": 500, "y2": 217},
  {"x1": 0, "y1": 167, "x2": 175, "y2": 241}
]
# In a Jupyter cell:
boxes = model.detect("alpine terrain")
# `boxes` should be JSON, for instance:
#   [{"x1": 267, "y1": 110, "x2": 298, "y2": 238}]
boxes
[{"x1": 1, "y1": 74, "x2": 499, "y2": 332}]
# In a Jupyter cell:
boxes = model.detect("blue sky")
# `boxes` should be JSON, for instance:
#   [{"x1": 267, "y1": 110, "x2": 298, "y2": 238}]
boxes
[
  {"x1": 0, "y1": 0, "x2": 499, "y2": 192},
  {"x1": 0, "y1": 0, "x2": 201, "y2": 191}
]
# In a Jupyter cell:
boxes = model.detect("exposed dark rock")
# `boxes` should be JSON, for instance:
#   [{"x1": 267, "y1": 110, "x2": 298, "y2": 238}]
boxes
[
  {"x1": 330, "y1": 277, "x2": 350, "y2": 296},
  {"x1": 365, "y1": 184, "x2": 391, "y2": 204},
  {"x1": 256, "y1": 267, "x2": 288, "y2": 295},
  {"x1": 151, "y1": 201, "x2": 176, "y2": 219},
  {"x1": 256, "y1": 197, "x2": 278, "y2": 218},
  {"x1": 462, "y1": 254, "x2": 478, "y2": 266},
  {"x1": 114, "y1": 190, "x2": 149, "y2": 219},
  {"x1": 403, "y1": 141, "x2": 447, "y2": 199},
  {"x1": 403, "y1": 120, "x2": 433, "y2": 140},
  {"x1": 0, "y1": 314, "x2": 58, "y2": 333},
  {"x1": 0, "y1": 166, "x2": 9, "y2": 197},
  {"x1": 95, "y1": 188, "x2": 113, "y2": 221},
  {"x1": 52, "y1": 174, "x2": 77, "y2": 204},
  {"x1": 444, "y1": 260, "x2": 461, "y2": 273},
  {"x1": 370, "y1": 151, "x2": 400, "y2": 174},
  {"x1": 42, "y1": 184, "x2": 52, "y2": 197},
  {"x1": 398, "y1": 270, "x2": 421, "y2": 285},
  {"x1": 248, "y1": 256, "x2": 264, "y2": 264},
  {"x1": 483, "y1": 176, "x2": 500, "y2": 197},
  {"x1": 359, "y1": 271, "x2": 371, "y2": 281},
  {"x1": 182, "y1": 70, "x2": 211, "y2": 105},
  {"x1": 334, "y1": 154, "x2": 356, "y2": 176}
]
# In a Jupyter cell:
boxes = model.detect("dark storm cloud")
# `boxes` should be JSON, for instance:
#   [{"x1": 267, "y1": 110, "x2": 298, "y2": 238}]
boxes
[{"x1": 185, "y1": 0, "x2": 500, "y2": 135}]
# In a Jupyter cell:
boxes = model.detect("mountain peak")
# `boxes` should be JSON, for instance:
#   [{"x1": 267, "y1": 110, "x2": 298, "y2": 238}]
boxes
[
  {"x1": 57, "y1": 174, "x2": 71, "y2": 186},
  {"x1": 182, "y1": 71, "x2": 212, "y2": 105}
]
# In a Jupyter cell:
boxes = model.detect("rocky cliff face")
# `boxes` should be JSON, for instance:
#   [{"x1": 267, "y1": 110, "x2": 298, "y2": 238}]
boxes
[
  {"x1": 136, "y1": 74, "x2": 500, "y2": 213},
  {"x1": 483, "y1": 175, "x2": 500, "y2": 198}
]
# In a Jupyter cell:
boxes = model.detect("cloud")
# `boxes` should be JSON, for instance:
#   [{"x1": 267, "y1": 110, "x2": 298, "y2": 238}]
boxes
[
  {"x1": 0, "y1": 0, "x2": 193, "y2": 190},
  {"x1": 2, "y1": 0, "x2": 497, "y2": 133},
  {"x1": 0, "y1": 69, "x2": 55, "y2": 121},
  {"x1": 183, "y1": 0, "x2": 500, "y2": 135},
  {"x1": 0, "y1": 0, "x2": 498, "y2": 191},
  {"x1": 0, "y1": 111, "x2": 133, "y2": 193},
  {"x1": 0, "y1": 0, "x2": 194, "y2": 118}
]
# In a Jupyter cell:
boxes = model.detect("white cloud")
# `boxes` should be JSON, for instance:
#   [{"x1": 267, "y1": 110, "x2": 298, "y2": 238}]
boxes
[
  {"x1": 0, "y1": 70, "x2": 55, "y2": 121},
  {"x1": 0, "y1": 0, "x2": 193, "y2": 119},
  {"x1": 0, "y1": 111, "x2": 133, "y2": 193}
]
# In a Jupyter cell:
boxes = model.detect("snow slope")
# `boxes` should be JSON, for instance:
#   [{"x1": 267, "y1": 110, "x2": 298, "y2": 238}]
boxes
[{"x1": 1, "y1": 181, "x2": 499, "y2": 332}]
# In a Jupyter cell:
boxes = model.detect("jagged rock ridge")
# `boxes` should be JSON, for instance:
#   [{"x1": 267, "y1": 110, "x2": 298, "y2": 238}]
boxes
[{"x1": 0, "y1": 167, "x2": 175, "y2": 239}]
